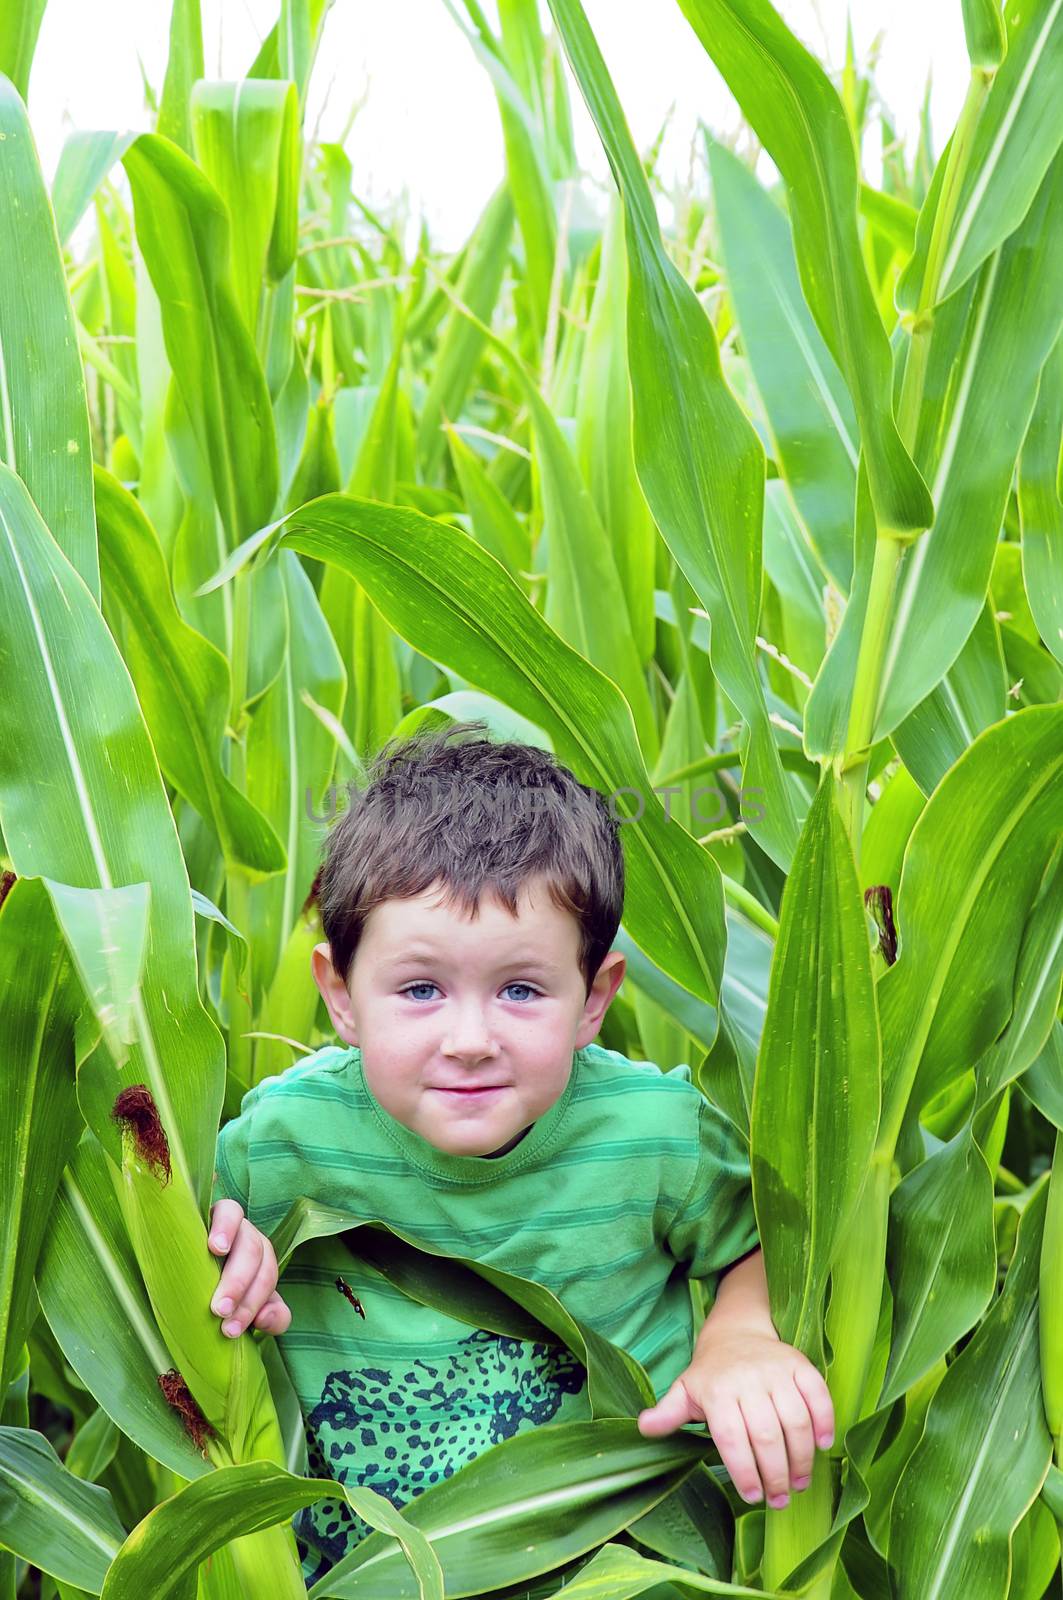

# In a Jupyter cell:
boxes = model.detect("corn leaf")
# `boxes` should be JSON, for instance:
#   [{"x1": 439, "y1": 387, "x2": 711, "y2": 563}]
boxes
[
  {"x1": 708, "y1": 140, "x2": 856, "y2": 594},
  {"x1": 889, "y1": 1179, "x2": 1052, "y2": 1598},
  {"x1": 1019, "y1": 339, "x2": 1063, "y2": 665},
  {"x1": 122, "y1": 133, "x2": 278, "y2": 549},
  {"x1": 0, "y1": 76, "x2": 97, "y2": 598},
  {"x1": 672, "y1": 0, "x2": 931, "y2": 538},
  {"x1": 805, "y1": 153, "x2": 1063, "y2": 755},
  {"x1": 547, "y1": 0, "x2": 801, "y2": 873},
  {"x1": 962, "y1": 0, "x2": 1008, "y2": 69},
  {"x1": 0, "y1": 877, "x2": 82, "y2": 1396},
  {"x1": 889, "y1": 602, "x2": 1006, "y2": 795},
  {"x1": 575, "y1": 196, "x2": 657, "y2": 665},
  {"x1": 878, "y1": 1130, "x2": 997, "y2": 1407},
  {"x1": 0, "y1": 464, "x2": 223, "y2": 1203},
  {"x1": 454, "y1": 295, "x2": 659, "y2": 763},
  {"x1": 415, "y1": 187, "x2": 513, "y2": 476},
  {"x1": 35, "y1": 1135, "x2": 212, "y2": 1480},
  {"x1": 751, "y1": 775, "x2": 880, "y2": 1364},
  {"x1": 51, "y1": 131, "x2": 134, "y2": 246},
  {"x1": 157, "y1": 0, "x2": 204, "y2": 154},
  {"x1": 94, "y1": 467, "x2": 287, "y2": 879},
  {"x1": 879, "y1": 705, "x2": 1063, "y2": 1142},
  {"x1": 190, "y1": 80, "x2": 298, "y2": 332},
  {"x1": 245, "y1": 551, "x2": 345, "y2": 1014},
  {"x1": 315, "y1": 1419, "x2": 706, "y2": 1599},
  {"x1": 446, "y1": 425, "x2": 532, "y2": 578},
  {"x1": 532, "y1": 1540, "x2": 775, "y2": 1598},
  {"x1": 99, "y1": 1460, "x2": 443, "y2": 1600},
  {"x1": 900, "y1": 0, "x2": 1063, "y2": 310},
  {"x1": 277, "y1": 493, "x2": 728, "y2": 1015},
  {"x1": 871, "y1": 152, "x2": 1063, "y2": 740},
  {"x1": 0, "y1": 1427, "x2": 125, "y2": 1594}
]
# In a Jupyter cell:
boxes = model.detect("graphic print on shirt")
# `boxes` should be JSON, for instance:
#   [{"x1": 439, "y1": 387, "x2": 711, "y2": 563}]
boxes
[{"x1": 294, "y1": 1326, "x2": 587, "y2": 1579}]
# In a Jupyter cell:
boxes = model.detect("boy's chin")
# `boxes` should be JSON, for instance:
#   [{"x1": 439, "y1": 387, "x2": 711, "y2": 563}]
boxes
[{"x1": 429, "y1": 1122, "x2": 533, "y2": 1159}]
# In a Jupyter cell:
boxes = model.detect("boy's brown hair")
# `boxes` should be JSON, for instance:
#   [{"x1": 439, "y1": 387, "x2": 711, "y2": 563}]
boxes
[{"x1": 309, "y1": 720, "x2": 625, "y2": 997}]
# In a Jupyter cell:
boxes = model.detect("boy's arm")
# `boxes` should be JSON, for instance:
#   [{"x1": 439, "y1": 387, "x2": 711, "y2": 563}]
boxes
[{"x1": 638, "y1": 1246, "x2": 835, "y2": 1508}]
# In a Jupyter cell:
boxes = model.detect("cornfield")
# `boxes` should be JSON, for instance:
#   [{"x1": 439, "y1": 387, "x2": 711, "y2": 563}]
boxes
[{"x1": 1, "y1": 0, "x2": 1061, "y2": 1594}]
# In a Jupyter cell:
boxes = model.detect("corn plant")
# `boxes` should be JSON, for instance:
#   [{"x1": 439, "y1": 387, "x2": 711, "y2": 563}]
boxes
[{"x1": 0, "y1": 0, "x2": 1061, "y2": 1595}]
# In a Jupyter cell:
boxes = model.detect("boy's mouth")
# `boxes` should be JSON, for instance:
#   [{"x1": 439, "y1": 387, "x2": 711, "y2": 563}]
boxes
[{"x1": 434, "y1": 1085, "x2": 507, "y2": 1096}]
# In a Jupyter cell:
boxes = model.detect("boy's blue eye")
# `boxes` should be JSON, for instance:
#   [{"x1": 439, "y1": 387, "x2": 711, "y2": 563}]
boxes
[
  {"x1": 503, "y1": 983, "x2": 537, "y2": 1002},
  {"x1": 400, "y1": 982, "x2": 539, "y2": 1003}
]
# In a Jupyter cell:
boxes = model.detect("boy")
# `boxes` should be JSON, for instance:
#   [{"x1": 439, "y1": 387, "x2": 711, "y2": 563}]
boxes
[{"x1": 208, "y1": 724, "x2": 834, "y2": 1586}]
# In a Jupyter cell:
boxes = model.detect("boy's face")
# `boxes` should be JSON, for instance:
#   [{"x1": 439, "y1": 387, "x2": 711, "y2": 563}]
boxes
[{"x1": 312, "y1": 875, "x2": 625, "y2": 1158}]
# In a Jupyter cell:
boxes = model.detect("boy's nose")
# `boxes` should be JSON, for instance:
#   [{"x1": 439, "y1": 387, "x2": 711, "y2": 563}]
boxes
[{"x1": 441, "y1": 1008, "x2": 499, "y2": 1060}]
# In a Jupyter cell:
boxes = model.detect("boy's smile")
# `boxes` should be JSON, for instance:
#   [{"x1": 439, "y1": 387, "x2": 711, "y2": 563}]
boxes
[{"x1": 312, "y1": 874, "x2": 625, "y2": 1158}]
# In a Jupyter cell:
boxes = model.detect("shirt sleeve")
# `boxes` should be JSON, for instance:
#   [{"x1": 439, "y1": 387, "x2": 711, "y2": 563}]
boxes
[
  {"x1": 664, "y1": 1094, "x2": 760, "y2": 1308},
  {"x1": 212, "y1": 1105, "x2": 252, "y2": 1212}
]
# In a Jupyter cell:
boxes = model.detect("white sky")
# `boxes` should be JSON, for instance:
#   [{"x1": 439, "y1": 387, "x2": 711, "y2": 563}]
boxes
[{"x1": 27, "y1": 0, "x2": 967, "y2": 249}]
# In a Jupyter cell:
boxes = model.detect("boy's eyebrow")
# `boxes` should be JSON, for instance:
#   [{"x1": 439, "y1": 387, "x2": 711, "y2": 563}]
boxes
[{"x1": 383, "y1": 947, "x2": 560, "y2": 974}]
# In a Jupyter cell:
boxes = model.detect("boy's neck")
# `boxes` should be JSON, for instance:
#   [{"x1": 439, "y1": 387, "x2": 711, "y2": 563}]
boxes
[{"x1": 482, "y1": 1123, "x2": 534, "y2": 1159}]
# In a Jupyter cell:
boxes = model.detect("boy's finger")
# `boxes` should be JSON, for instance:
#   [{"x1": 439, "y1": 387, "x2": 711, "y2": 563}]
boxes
[
  {"x1": 222, "y1": 1255, "x2": 279, "y2": 1338},
  {"x1": 792, "y1": 1361, "x2": 835, "y2": 1448},
  {"x1": 210, "y1": 1225, "x2": 264, "y2": 1317},
  {"x1": 705, "y1": 1396, "x2": 763, "y2": 1505},
  {"x1": 771, "y1": 1379, "x2": 815, "y2": 1488},
  {"x1": 636, "y1": 1377, "x2": 694, "y2": 1436},
  {"x1": 737, "y1": 1393, "x2": 789, "y2": 1508},
  {"x1": 253, "y1": 1292, "x2": 292, "y2": 1336},
  {"x1": 208, "y1": 1198, "x2": 246, "y2": 1254}
]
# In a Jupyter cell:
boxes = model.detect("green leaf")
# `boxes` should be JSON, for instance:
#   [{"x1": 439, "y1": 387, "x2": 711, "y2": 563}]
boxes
[
  {"x1": 35, "y1": 1135, "x2": 211, "y2": 1481},
  {"x1": 900, "y1": 0, "x2": 1063, "y2": 309},
  {"x1": 973, "y1": 843, "x2": 1063, "y2": 1101},
  {"x1": 246, "y1": 551, "x2": 345, "y2": 1012},
  {"x1": 0, "y1": 463, "x2": 223, "y2": 1205},
  {"x1": 314, "y1": 1420, "x2": 706, "y2": 1599},
  {"x1": 94, "y1": 468, "x2": 287, "y2": 880},
  {"x1": 889, "y1": 602, "x2": 1006, "y2": 795},
  {"x1": 873, "y1": 153, "x2": 1063, "y2": 739},
  {"x1": 547, "y1": 0, "x2": 802, "y2": 873},
  {"x1": 879, "y1": 706, "x2": 1063, "y2": 1143},
  {"x1": 708, "y1": 140, "x2": 856, "y2": 593},
  {"x1": 751, "y1": 775, "x2": 880, "y2": 1363},
  {"x1": 51, "y1": 132, "x2": 135, "y2": 246},
  {"x1": 1020, "y1": 339, "x2": 1063, "y2": 665},
  {"x1": 575, "y1": 195, "x2": 657, "y2": 664},
  {"x1": 122, "y1": 133, "x2": 278, "y2": 549},
  {"x1": 65, "y1": 1407, "x2": 120, "y2": 1485},
  {"x1": 962, "y1": 0, "x2": 1008, "y2": 69},
  {"x1": 672, "y1": 0, "x2": 931, "y2": 538},
  {"x1": 530, "y1": 1539, "x2": 776, "y2": 1597},
  {"x1": 0, "y1": 1428, "x2": 125, "y2": 1594},
  {"x1": 878, "y1": 1129, "x2": 997, "y2": 1407},
  {"x1": 889, "y1": 1178, "x2": 1052, "y2": 1597},
  {"x1": 98, "y1": 1461, "x2": 443, "y2": 1600},
  {"x1": 415, "y1": 187, "x2": 514, "y2": 476},
  {"x1": 190, "y1": 80, "x2": 299, "y2": 332},
  {"x1": 0, "y1": 5, "x2": 46, "y2": 100},
  {"x1": 0, "y1": 878, "x2": 82, "y2": 1395},
  {"x1": 445, "y1": 426, "x2": 532, "y2": 578},
  {"x1": 450, "y1": 291, "x2": 660, "y2": 764},
  {"x1": 40, "y1": 880, "x2": 150, "y2": 1065},
  {"x1": 277, "y1": 493, "x2": 728, "y2": 1015},
  {"x1": 0, "y1": 76, "x2": 97, "y2": 599},
  {"x1": 157, "y1": 0, "x2": 204, "y2": 154}
]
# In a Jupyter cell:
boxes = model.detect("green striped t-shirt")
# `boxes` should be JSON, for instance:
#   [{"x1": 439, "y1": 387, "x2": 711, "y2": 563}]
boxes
[{"x1": 213, "y1": 1040, "x2": 759, "y2": 1586}]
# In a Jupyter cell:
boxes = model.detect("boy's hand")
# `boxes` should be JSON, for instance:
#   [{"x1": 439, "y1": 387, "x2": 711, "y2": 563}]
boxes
[
  {"x1": 636, "y1": 1328, "x2": 834, "y2": 1510},
  {"x1": 208, "y1": 1199, "x2": 292, "y2": 1338}
]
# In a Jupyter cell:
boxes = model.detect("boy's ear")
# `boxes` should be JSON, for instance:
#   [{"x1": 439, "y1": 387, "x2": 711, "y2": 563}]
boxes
[
  {"x1": 574, "y1": 949, "x2": 626, "y2": 1050},
  {"x1": 312, "y1": 942, "x2": 359, "y2": 1046}
]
